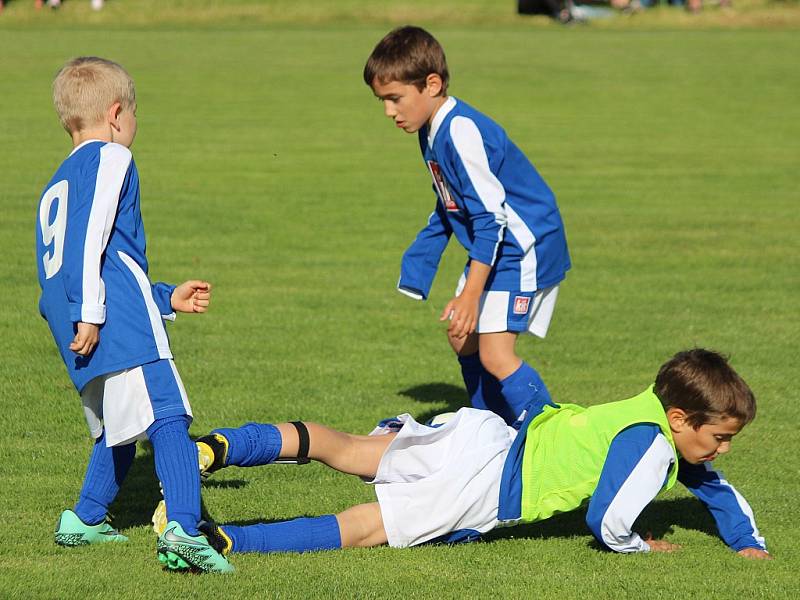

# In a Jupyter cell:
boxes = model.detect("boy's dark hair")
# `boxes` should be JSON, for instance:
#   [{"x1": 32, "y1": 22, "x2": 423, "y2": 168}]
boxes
[
  {"x1": 363, "y1": 26, "x2": 449, "y2": 95},
  {"x1": 654, "y1": 349, "x2": 756, "y2": 428}
]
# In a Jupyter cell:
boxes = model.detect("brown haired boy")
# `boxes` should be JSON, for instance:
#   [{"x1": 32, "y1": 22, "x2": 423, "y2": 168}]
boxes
[
  {"x1": 158, "y1": 349, "x2": 770, "y2": 559},
  {"x1": 363, "y1": 26, "x2": 571, "y2": 431}
]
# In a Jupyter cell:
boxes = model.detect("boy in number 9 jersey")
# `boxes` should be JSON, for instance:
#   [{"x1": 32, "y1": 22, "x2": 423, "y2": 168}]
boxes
[{"x1": 36, "y1": 57, "x2": 231, "y2": 573}]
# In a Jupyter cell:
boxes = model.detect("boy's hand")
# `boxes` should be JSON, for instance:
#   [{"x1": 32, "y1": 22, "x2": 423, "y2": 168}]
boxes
[
  {"x1": 644, "y1": 533, "x2": 680, "y2": 553},
  {"x1": 440, "y1": 293, "x2": 479, "y2": 339},
  {"x1": 171, "y1": 280, "x2": 212, "y2": 313},
  {"x1": 737, "y1": 547, "x2": 772, "y2": 560},
  {"x1": 70, "y1": 322, "x2": 99, "y2": 356}
]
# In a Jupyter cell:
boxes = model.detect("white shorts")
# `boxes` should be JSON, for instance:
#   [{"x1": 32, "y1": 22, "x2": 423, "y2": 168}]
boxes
[
  {"x1": 455, "y1": 275, "x2": 559, "y2": 338},
  {"x1": 81, "y1": 359, "x2": 193, "y2": 447},
  {"x1": 369, "y1": 408, "x2": 516, "y2": 548}
]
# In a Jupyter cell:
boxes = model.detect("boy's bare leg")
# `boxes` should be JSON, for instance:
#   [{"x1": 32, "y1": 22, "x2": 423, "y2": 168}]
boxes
[
  {"x1": 477, "y1": 331, "x2": 521, "y2": 380},
  {"x1": 276, "y1": 423, "x2": 396, "y2": 479},
  {"x1": 336, "y1": 502, "x2": 388, "y2": 548}
]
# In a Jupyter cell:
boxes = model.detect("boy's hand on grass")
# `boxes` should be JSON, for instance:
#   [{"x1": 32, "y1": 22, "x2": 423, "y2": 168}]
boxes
[
  {"x1": 440, "y1": 293, "x2": 479, "y2": 339},
  {"x1": 171, "y1": 280, "x2": 212, "y2": 313},
  {"x1": 737, "y1": 547, "x2": 772, "y2": 560},
  {"x1": 70, "y1": 322, "x2": 99, "y2": 356},
  {"x1": 644, "y1": 533, "x2": 680, "y2": 553}
]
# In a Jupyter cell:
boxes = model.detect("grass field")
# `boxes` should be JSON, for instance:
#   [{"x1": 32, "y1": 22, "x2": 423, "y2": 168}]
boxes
[{"x1": 1, "y1": 3, "x2": 798, "y2": 598}]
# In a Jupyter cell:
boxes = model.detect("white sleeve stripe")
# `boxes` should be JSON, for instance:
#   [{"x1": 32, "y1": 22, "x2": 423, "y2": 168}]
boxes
[
  {"x1": 703, "y1": 463, "x2": 766, "y2": 548},
  {"x1": 600, "y1": 433, "x2": 674, "y2": 553},
  {"x1": 81, "y1": 143, "x2": 131, "y2": 323},
  {"x1": 449, "y1": 116, "x2": 506, "y2": 264},
  {"x1": 117, "y1": 251, "x2": 173, "y2": 360}
]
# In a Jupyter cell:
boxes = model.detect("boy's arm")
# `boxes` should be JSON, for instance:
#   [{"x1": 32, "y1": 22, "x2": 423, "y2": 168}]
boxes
[
  {"x1": 152, "y1": 282, "x2": 178, "y2": 320},
  {"x1": 398, "y1": 202, "x2": 452, "y2": 300},
  {"x1": 677, "y1": 459, "x2": 769, "y2": 556},
  {"x1": 586, "y1": 424, "x2": 676, "y2": 553},
  {"x1": 62, "y1": 144, "x2": 132, "y2": 326},
  {"x1": 448, "y1": 116, "x2": 507, "y2": 269}
]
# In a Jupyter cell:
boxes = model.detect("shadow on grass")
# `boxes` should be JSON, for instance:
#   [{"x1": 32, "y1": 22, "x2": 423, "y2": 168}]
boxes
[
  {"x1": 398, "y1": 382, "x2": 468, "y2": 424},
  {"x1": 483, "y1": 496, "x2": 718, "y2": 549},
  {"x1": 108, "y1": 442, "x2": 248, "y2": 530}
]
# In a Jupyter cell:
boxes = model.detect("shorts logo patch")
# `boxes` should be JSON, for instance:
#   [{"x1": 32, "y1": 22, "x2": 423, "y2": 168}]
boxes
[
  {"x1": 513, "y1": 296, "x2": 530, "y2": 315},
  {"x1": 427, "y1": 160, "x2": 459, "y2": 212}
]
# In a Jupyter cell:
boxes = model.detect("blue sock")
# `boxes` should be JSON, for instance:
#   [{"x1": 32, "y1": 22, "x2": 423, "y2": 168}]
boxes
[
  {"x1": 212, "y1": 422, "x2": 282, "y2": 467},
  {"x1": 458, "y1": 353, "x2": 486, "y2": 409},
  {"x1": 74, "y1": 431, "x2": 136, "y2": 525},
  {"x1": 458, "y1": 353, "x2": 512, "y2": 423},
  {"x1": 147, "y1": 415, "x2": 200, "y2": 536},
  {"x1": 223, "y1": 515, "x2": 341, "y2": 554},
  {"x1": 498, "y1": 362, "x2": 553, "y2": 426}
]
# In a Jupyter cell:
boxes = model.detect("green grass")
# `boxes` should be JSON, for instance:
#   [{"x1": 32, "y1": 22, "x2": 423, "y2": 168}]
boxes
[{"x1": 1, "y1": 13, "x2": 799, "y2": 600}]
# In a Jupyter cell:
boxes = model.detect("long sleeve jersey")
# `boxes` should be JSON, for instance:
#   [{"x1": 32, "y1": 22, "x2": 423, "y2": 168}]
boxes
[
  {"x1": 585, "y1": 424, "x2": 766, "y2": 553},
  {"x1": 35, "y1": 140, "x2": 175, "y2": 391},
  {"x1": 398, "y1": 97, "x2": 570, "y2": 300},
  {"x1": 497, "y1": 392, "x2": 766, "y2": 554}
]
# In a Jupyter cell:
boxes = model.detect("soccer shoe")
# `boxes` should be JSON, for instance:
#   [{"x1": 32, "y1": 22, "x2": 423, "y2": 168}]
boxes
[
  {"x1": 196, "y1": 433, "x2": 228, "y2": 478},
  {"x1": 54, "y1": 509, "x2": 128, "y2": 546},
  {"x1": 151, "y1": 500, "x2": 168, "y2": 536},
  {"x1": 157, "y1": 521, "x2": 234, "y2": 574},
  {"x1": 198, "y1": 520, "x2": 233, "y2": 556}
]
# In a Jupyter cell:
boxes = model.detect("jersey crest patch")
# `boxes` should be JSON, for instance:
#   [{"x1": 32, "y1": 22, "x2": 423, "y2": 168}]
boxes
[
  {"x1": 427, "y1": 160, "x2": 458, "y2": 212},
  {"x1": 513, "y1": 296, "x2": 530, "y2": 315}
]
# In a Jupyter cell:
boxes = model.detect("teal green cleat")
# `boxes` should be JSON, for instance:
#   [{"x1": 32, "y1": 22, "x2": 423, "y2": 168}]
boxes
[
  {"x1": 157, "y1": 521, "x2": 234, "y2": 574},
  {"x1": 54, "y1": 509, "x2": 128, "y2": 546}
]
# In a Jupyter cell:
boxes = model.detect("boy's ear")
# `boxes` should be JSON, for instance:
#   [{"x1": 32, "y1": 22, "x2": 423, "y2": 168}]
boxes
[
  {"x1": 108, "y1": 101, "x2": 123, "y2": 130},
  {"x1": 666, "y1": 407, "x2": 689, "y2": 433},
  {"x1": 424, "y1": 73, "x2": 443, "y2": 97}
]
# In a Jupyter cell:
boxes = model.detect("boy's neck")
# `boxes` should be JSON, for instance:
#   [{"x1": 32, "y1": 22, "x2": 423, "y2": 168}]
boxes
[
  {"x1": 70, "y1": 124, "x2": 113, "y2": 148},
  {"x1": 427, "y1": 95, "x2": 450, "y2": 128}
]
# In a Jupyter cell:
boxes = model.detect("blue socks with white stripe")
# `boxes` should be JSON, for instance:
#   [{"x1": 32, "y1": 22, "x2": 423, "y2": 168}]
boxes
[
  {"x1": 498, "y1": 361, "x2": 552, "y2": 425},
  {"x1": 223, "y1": 515, "x2": 341, "y2": 554},
  {"x1": 211, "y1": 422, "x2": 282, "y2": 467},
  {"x1": 147, "y1": 415, "x2": 201, "y2": 535},
  {"x1": 459, "y1": 354, "x2": 552, "y2": 426},
  {"x1": 74, "y1": 431, "x2": 136, "y2": 526}
]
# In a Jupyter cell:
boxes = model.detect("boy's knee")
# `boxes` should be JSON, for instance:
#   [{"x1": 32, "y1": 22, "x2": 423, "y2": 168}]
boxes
[{"x1": 448, "y1": 331, "x2": 478, "y2": 356}]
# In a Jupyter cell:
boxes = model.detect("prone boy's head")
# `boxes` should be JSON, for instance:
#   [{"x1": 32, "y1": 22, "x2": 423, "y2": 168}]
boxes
[
  {"x1": 364, "y1": 26, "x2": 450, "y2": 134},
  {"x1": 654, "y1": 348, "x2": 756, "y2": 464},
  {"x1": 53, "y1": 57, "x2": 137, "y2": 147}
]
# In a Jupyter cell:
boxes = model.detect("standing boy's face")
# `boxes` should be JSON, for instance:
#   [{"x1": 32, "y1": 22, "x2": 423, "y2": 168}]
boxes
[
  {"x1": 371, "y1": 76, "x2": 444, "y2": 134},
  {"x1": 668, "y1": 411, "x2": 742, "y2": 464}
]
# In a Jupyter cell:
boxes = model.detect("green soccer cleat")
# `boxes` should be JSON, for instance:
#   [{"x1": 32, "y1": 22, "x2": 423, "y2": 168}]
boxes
[
  {"x1": 54, "y1": 509, "x2": 128, "y2": 546},
  {"x1": 157, "y1": 521, "x2": 234, "y2": 574}
]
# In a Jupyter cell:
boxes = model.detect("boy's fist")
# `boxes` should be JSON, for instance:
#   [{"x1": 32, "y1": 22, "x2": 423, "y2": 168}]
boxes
[{"x1": 171, "y1": 280, "x2": 212, "y2": 313}]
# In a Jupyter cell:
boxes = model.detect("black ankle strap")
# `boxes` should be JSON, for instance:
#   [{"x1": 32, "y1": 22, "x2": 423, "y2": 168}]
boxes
[{"x1": 290, "y1": 421, "x2": 310, "y2": 464}]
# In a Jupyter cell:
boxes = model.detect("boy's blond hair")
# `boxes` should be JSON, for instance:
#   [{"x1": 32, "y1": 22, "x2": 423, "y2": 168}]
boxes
[{"x1": 53, "y1": 57, "x2": 136, "y2": 134}]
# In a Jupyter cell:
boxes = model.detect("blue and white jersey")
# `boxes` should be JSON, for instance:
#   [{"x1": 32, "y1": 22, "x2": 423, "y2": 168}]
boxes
[
  {"x1": 398, "y1": 97, "x2": 570, "y2": 299},
  {"x1": 36, "y1": 140, "x2": 176, "y2": 392},
  {"x1": 584, "y1": 424, "x2": 767, "y2": 553}
]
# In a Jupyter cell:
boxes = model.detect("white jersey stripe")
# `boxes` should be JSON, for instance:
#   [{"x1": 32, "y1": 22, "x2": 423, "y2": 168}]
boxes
[
  {"x1": 117, "y1": 251, "x2": 173, "y2": 360},
  {"x1": 81, "y1": 143, "x2": 131, "y2": 323},
  {"x1": 449, "y1": 116, "x2": 506, "y2": 266},
  {"x1": 505, "y1": 204, "x2": 538, "y2": 291},
  {"x1": 600, "y1": 433, "x2": 674, "y2": 553}
]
